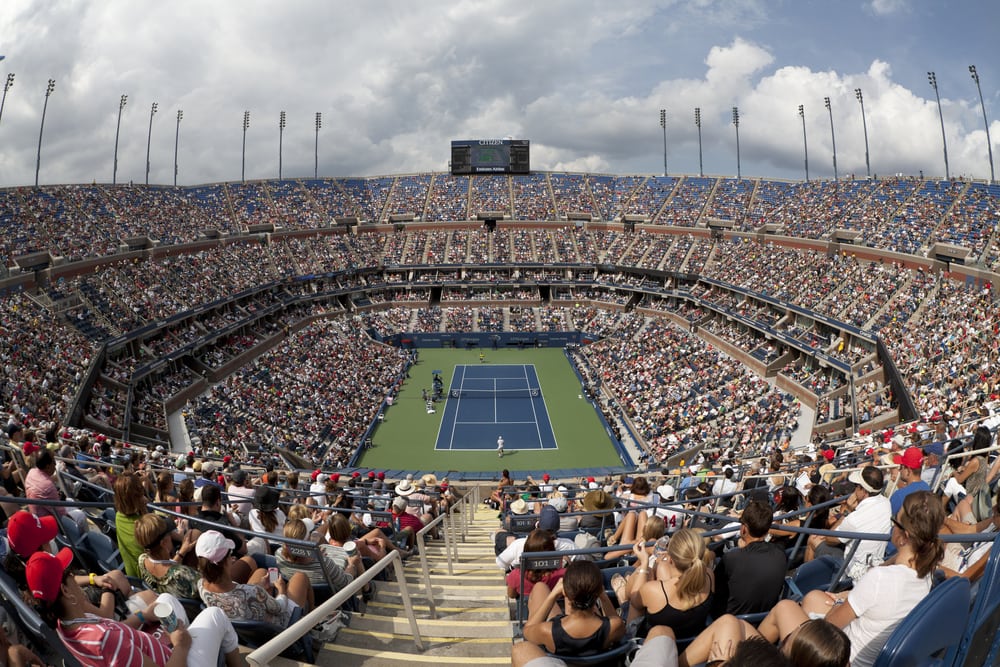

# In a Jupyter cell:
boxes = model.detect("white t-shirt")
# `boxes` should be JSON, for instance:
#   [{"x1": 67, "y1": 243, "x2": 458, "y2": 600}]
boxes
[
  {"x1": 839, "y1": 494, "x2": 891, "y2": 579},
  {"x1": 846, "y1": 564, "x2": 932, "y2": 667},
  {"x1": 496, "y1": 535, "x2": 576, "y2": 571}
]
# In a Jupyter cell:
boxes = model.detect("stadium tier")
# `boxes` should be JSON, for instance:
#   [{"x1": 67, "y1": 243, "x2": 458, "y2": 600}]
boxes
[{"x1": 0, "y1": 172, "x2": 998, "y2": 472}]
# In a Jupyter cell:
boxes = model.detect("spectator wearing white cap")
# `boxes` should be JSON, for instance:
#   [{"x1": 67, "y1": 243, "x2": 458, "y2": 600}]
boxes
[
  {"x1": 808, "y1": 466, "x2": 890, "y2": 581},
  {"x1": 196, "y1": 530, "x2": 314, "y2": 628}
]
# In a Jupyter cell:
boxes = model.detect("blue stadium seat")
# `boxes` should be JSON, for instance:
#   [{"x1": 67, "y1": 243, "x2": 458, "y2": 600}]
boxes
[
  {"x1": 871, "y1": 576, "x2": 971, "y2": 667},
  {"x1": 950, "y1": 533, "x2": 1000, "y2": 667}
]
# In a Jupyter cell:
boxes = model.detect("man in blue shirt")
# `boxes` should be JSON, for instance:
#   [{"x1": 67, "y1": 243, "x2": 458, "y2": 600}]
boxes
[{"x1": 889, "y1": 447, "x2": 930, "y2": 516}]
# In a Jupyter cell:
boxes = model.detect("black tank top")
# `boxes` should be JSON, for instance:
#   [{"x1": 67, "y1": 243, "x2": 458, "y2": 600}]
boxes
[{"x1": 550, "y1": 614, "x2": 611, "y2": 656}]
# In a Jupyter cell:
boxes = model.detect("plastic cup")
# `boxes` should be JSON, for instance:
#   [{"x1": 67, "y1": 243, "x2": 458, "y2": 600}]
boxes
[
  {"x1": 154, "y1": 601, "x2": 178, "y2": 632},
  {"x1": 343, "y1": 540, "x2": 358, "y2": 558}
]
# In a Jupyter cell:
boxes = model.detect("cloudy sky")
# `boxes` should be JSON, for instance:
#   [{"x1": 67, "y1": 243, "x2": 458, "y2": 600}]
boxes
[{"x1": 0, "y1": 0, "x2": 998, "y2": 188}]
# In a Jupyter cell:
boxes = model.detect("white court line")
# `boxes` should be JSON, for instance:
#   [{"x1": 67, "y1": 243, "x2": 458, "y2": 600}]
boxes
[
  {"x1": 446, "y1": 364, "x2": 464, "y2": 450},
  {"x1": 523, "y1": 364, "x2": 547, "y2": 448}
]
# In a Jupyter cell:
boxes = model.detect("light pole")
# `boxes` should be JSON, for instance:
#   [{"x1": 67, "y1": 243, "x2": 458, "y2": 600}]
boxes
[
  {"x1": 824, "y1": 96, "x2": 838, "y2": 183},
  {"x1": 145, "y1": 102, "x2": 158, "y2": 185},
  {"x1": 694, "y1": 107, "x2": 703, "y2": 177},
  {"x1": 241, "y1": 110, "x2": 250, "y2": 183},
  {"x1": 855, "y1": 88, "x2": 871, "y2": 179},
  {"x1": 173, "y1": 110, "x2": 182, "y2": 187},
  {"x1": 0, "y1": 73, "x2": 13, "y2": 127},
  {"x1": 278, "y1": 111, "x2": 286, "y2": 180},
  {"x1": 314, "y1": 112, "x2": 321, "y2": 179},
  {"x1": 659, "y1": 108, "x2": 667, "y2": 177},
  {"x1": 799, "y1": 104, "x2": 809, "y2": 182},
  {"x1": 35, "y1": 79, "x2": 55, "y2": 188},
  {"x1": 969, "y1": 65, "x2": 995, "y2": 184},
  {"x1": 113, "y1": 94, "x2": 128, "y2": 185},
  {"x1": 927, "y1": 72, "x2": 950, "y2": 179},
  {"x1": 731, "y1": 106, "x2": 741, "y2": 180}
]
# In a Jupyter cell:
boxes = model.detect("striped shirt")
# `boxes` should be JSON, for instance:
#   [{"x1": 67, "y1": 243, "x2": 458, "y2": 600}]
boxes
[{"x1": 59, "y1": 614, "x2": 171, "y2": 667}]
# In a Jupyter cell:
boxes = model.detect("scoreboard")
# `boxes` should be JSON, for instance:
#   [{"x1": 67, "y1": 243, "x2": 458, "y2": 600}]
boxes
[{"x1": 451, "y1": 139, "x2": 530, "y2": 175}]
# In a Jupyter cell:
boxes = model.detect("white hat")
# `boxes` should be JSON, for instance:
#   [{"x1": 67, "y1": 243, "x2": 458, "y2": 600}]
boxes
[
  {"x1": 509, "y1": 498, "x2": 529, "y2": 515},
  {"x1": 195, "y1": 530, "x2": 235, "y2": 564},
  {"x1": 396, "y1": 480, "x2": 415, "y2": 496},
  {"x1": 548, "y1": 496, "x2": 568, "y2": 512},
  {"x1": 656, "y1": 484, "x2": 676, "y2": 501}
]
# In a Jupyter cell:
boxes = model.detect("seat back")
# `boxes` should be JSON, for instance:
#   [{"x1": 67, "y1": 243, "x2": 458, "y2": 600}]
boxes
[
  {"x1": 786, "y1": 556, "x2": 842, "y2": 599},
  {"x1": 82, "y1": 530, "x2": 124, "y2": 573},
  {"x1": 871, "y1": 576, "x2": 971, "y2": 667},
  {"x1": 951, "y1": 533, "x2": 1000, "y2": 667}
]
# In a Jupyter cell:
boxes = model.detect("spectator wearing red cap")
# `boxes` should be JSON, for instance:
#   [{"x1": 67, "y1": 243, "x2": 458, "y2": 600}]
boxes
[
  {"x1": 28, "y1": 548, "x2": 244, "y2": 667},
  {"x1": 889, "y1": 448, "x2": 930, "y2": 516}
]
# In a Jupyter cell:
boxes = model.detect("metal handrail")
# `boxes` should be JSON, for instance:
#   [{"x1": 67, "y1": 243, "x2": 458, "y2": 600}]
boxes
[{"x1": 246, "y1": 550, "x2": 420, "y2": 665}]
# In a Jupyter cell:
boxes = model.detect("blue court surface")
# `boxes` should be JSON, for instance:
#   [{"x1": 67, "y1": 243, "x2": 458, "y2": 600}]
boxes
[{"x1": 434, "y1": 364, "x2": 558, "y2": 452}]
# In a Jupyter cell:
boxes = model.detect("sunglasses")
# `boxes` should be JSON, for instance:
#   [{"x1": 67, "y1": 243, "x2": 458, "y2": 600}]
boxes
[
  {"x1": 891, "y1": 517, "x2": 905, "y2": 532},
  {"x1": 143, "y1": 524, "x2": 175, "y2": 550}
]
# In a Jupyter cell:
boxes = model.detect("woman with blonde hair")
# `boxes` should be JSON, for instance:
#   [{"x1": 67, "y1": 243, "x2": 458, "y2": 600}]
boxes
[{"x1": 625, "y1": 527, "x2": 714, "y2": 640}]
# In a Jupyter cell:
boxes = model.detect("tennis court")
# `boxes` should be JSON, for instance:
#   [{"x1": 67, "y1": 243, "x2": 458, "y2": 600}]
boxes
[{"x1": 434, "y1": 364, "x2": 558, "y2": 451}]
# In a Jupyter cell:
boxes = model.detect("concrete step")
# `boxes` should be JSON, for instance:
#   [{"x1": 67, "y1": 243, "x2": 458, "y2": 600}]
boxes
[{"x1": 308, "y1": 503, "x2": 512, "y2": 666}]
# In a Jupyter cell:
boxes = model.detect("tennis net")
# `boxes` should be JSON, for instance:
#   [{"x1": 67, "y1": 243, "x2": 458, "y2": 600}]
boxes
[{"x1": 450, "y1": 388, "x2": 541, "y2": 399}]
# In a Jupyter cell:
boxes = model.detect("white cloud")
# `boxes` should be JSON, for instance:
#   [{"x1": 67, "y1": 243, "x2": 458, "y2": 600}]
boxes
[{"x1": 0, "y1": 1, "x2": 996, "y2": 185}]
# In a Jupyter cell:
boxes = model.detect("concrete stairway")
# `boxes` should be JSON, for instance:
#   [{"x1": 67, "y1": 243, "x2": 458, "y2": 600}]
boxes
[{"x1": 305, "y1": 503, "x2": 513, "y2": 667}]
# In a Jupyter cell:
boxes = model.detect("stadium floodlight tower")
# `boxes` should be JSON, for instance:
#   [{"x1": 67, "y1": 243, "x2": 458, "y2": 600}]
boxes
[
  {"x1": 731, "y1": 106, "x2": 741, "y2": 180},
  {"x1": 659, "y1": 108, "x2": 667, "y2": 177},
  {"x1": 927, "y1": 72, "x2": 950, "y2": 180},
  {"x1": 969, "y1": 65, "x2": 995, "y2": 184},
  {"x1": 241, "y1": 110, "x2": 250, "y2": 183},
  {"x1": 855, "y1": 88, "x2": 871, "y2": 179},
  {"x1": 0, "y1": 73, "x2": 13, "y2": 127},
  {"x1": 34, "y1": 78, "x2": 55, "y2": 188},
  {"x1": 694, "y1": 107, "x2": 703, "y2": 177},
  {"x1": 278, "y1": 110, "x2": 286, "y2": 180},
  {"x1": 314, "y1": 112, "x2": 321, "y2": 179},
  {"x1": 173, "y1": 109, "x2": 182, "y2": 187},
  {"x1": 145, "y1": 102, "x2": 158, "y2": 185},
  {"x1": 113, "y1": 94, "x2": 128, "y2": 185},
  {"x1": 798, "y1": 104, "x2": 809, "y2": 182},
  {"x1": 824, "y1": 97, "x2": 838, "y2": 185}
]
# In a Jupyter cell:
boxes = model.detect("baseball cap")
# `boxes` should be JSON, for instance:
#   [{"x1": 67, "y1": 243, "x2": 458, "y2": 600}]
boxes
[
  {"x1": 202, "y1": 462, "x2": 217, "y2": 475},
  {"x1": 25, "y1": 548, "x2": 74, "y2": 602},
  {"x1": 7, "y1": 511, "x2": 59, "y2": 558},
  {"x1": 923, "y1": 442, "x2": 945, "y2": 457},
  {"x1": 822, "y1": 449, "x2": 835, "y2": 462},
  {"x1": 548, "y1": 496, "x2": 568, "y2": 512},
  {"x1": 195, "y1": 530, "x2": 236, "y2": 564},
  {"x1": 377, "y1": 472, "x2": 385, "y2": 480},
  {"x1": 538, "y1": 505, "x2": 560, "y2": 532},
  {"x1": 330, "y1": 473, "x2": 340, "y2": 483},
  {"x1": 253, "y1": 485, "x2": 280, "y2": 512},
  {"x1": 542, "y1": 474, "x2": 550, "y2": 481},
  {"x1": 392, "y1": 496, "x2": 408, "y2": 512},
  {"x1": 892, "y1": 447, "x2": 924, "y2": 470},
  {"x1": 22, "y1": 442, "x2": 41, "y2": 457},
  {"x1": 311, "y1": 470, "x2": 321, "y2": 481},
  {"x1": 656, "y1": 483, "x2": 675, "y2": 501},
  {"x1": 368, "y1": 471, "x2": 376, "y2": 479}
]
